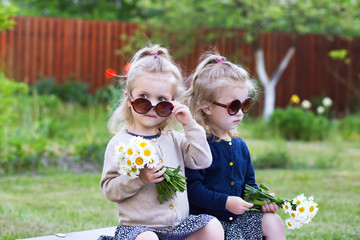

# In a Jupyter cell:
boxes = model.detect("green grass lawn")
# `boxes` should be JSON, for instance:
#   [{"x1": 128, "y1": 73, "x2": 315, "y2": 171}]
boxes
[
  {"x1": 2, "y1": 102, "x2": 360, "y2": 240},
  {"x1": 1, "y1": 140, "x2": 360, "y2": 239},
  {"x1": 1, "y1": 169, "x2": 359, "y2": 239}
]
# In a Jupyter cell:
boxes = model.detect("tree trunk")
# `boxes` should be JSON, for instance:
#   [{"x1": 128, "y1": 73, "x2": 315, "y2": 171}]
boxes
[{"x1": 255, "y1": 47, "x2": 296, "y2": 121}]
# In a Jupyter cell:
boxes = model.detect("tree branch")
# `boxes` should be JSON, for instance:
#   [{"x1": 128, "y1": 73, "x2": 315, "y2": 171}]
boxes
[
  {"x1": 255, "y1": 49, "x2": 269, "y2": 85},
  {"x1": 271, "y1": 46, "x2": 296, "y2": 86}
]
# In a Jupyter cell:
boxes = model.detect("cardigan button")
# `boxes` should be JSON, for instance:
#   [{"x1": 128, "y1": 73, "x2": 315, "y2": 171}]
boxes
[
  {"x1": 229, "y1": 217, "x2": 234, "y2": 221},
  {"x1": 229, "y1": 142, "x2": 232, "y2": 146},
  {"x1": 169, "y1": 204, "x2": 174, "y2": 209},
  {"x1": 168, "y1": 226, "x2": 173, "y2": 230},
  {"x1": 229, "y1": 162, "x2": 233, "y2": 166},
  {"x1": 230, "y1": 181, "x2": 234, "y2": 186}
]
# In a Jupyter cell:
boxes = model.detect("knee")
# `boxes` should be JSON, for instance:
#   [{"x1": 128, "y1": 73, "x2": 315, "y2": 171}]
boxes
[
  {"x1": 204, "y1": 218, "x2": 224, "y2": 239},
  {"x1": 262, "y1": 213, "x2": 285, "y2": 239},
  {"x1": 135, "y1": 231, "x2": 159, "y2": 240}
]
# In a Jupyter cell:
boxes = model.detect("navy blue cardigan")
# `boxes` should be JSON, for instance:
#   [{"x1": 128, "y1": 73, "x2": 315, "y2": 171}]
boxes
[{"x1": 185, "y1": 135, "x2": 258, "y2": 222}]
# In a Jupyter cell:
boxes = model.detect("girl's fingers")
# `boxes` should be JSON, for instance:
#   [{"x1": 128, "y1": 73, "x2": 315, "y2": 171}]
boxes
[
  {"x1": 152, "y1": 176, "x2": 165, "y2": 183},
  {"x1": 153, "y1": 167, "x2": 166, "y2": 179}
]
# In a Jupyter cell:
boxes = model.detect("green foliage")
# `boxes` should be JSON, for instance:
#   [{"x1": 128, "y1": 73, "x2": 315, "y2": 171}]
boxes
[
  {"x1": 73, "y1": 141, "x2": 107, "y2": 169},
  {"x1": 0, "y1": 73, "x2": 29, "y2": 131},
  {"x1": 94, "y1": 82, "x2": 123, "y2": 107},
  {"x1": 0, "y1": 82, "x2": 110, "y2": 176},
  {"x1": 8, "y1": 0, "x2": 149, "y2": 21},
  {"x1": 269, "y1": 107, "x2": 332, "y2": 141},
  {"x1": 121, "y1": 0, "x2": 360, "y2": 57},
  {"x1": 32, "y1": 78, "x2": 91, "y2": 105},
  {"x1": 337, "y1": 114, "x2": 360, "y2": 141},
  {"x1": 252, "y1": 150, "x2": 291, "y2": 169},
  {"x1": 0, "y1": 3, "x2": 17, "y2": 32}
]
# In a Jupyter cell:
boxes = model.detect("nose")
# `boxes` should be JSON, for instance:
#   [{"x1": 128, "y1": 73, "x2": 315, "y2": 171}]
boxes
[{"x1": 235, "y1": 108, "x2": 244, "y2": 118}]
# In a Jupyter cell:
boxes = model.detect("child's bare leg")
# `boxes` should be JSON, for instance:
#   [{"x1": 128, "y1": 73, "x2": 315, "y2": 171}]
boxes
[
  {"x1": 262, "y1": 213, "x2": 286, "y2": 240},
  {"x1": 135, "y1": 231, "x2": 159, "y2": 240},
  {"x1": 185, "y1": 218, "x2": 224, "y2": 240}
]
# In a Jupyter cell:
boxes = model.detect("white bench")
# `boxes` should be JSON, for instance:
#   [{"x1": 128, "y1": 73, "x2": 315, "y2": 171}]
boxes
[{"x1": 18, "y1": 226, "x2": 117, "y2": 240}]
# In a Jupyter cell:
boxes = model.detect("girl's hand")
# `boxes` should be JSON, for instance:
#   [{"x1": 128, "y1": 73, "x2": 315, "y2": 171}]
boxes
[
  {"x1": 139, "y1": 163, "x2": 166, "y2": 184},
  {"x1": 171, "y1": 101, "x2": 193, "y2": 125},
  {"x1": 261, "y1": 192, "x2": 280, "y2": 213},
  {"x1": 225, "y1": 196, "x2": 254, "y2": 215}
]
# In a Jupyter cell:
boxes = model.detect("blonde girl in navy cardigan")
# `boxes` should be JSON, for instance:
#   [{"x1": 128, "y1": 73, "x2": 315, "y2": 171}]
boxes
[{"x1": 185, "y1": 52, "x2": 286, "y2": 240}]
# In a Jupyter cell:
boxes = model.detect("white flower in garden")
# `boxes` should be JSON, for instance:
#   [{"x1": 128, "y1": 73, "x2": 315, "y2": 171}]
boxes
[
  {"x1": 296, "y1": 202, "x2": 309, "y2": 218},
  {"x1": 133, "y1": 154, "x2": 147, "y2": 169},
  {"x1": 301, "y1": 99, "x2": 312, "y2": 110},
  {"x1": 285, "y1": 218, "x2": 301, "y2": 229},
  {"x1": 322, "y1": 97, "x2": 333, "y2": 108},
  {"x1": 292, "y1": 193, "x2": 306, "y2": 205},
  {"x1": 283, "y1": 201, "x2": 292, "y2": 213},
  {"x1": 114, "y1": 136, "x2": 161, "y2": 178},
  {"x1": 128, "y1": 166, "x2": 140, "y2": 179},
  {"x1": 308, "y1": 200, "x2": 319, "y2": 217},
  {"x1": 317, "y1": 106, "x2": 325, "y2": 114}
]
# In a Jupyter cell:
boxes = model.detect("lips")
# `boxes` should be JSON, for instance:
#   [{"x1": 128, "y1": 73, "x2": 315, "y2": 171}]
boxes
[
  {"x1": 145, "y1": 114, "x2": 157, "y2": 118},
  {"x1": 233, "y1": 120, "x2": 241, "y2": 124}
]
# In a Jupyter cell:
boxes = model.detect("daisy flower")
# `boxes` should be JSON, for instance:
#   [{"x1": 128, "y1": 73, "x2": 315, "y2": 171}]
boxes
[
  {"x1": 293, "y1": 194, "x2": 306, "y2": 206},
  {"x1": 283, "y1": 201, "x2": 292, "y2": 213},
  {"x1": 244, "y1": 184, "x2": 318, "y2": 229},
  {"x1": 113, "y1": 136, "x2": 187, "y2": 204}
]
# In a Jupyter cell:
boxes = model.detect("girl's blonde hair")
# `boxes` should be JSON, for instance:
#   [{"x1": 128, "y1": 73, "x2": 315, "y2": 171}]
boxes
[
  {"x1": 108, "y1": 44, "x2": 184, "y2": 134},
  {"x1": 185, "y1": 52, "x2": 258, "y2": 137}
]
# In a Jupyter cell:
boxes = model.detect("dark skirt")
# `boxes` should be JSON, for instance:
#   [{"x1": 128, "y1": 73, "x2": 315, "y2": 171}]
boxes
[
  {"x1": 220, "y1": 211, "x2": 264, "y2": 240},
  {"x1": 97, "y1": 214, "x2": 214, "y2": 240}
]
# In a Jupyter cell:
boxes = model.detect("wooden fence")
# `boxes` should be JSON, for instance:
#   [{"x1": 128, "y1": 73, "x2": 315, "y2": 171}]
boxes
[{"x1": 1, "y1": 16, "x2": 359, "y2": 116}]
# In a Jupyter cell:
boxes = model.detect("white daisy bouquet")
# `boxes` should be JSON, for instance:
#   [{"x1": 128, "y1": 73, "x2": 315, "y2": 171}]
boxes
[
  {"x1": 114, "y1": 136, "x2": 187, "y2": 204},
  {"x1": 244, "y1": 184, "x2": 318, "y2": 229}
]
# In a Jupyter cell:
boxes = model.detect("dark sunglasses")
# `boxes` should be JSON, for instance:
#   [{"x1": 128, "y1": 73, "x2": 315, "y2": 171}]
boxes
[
  {"x1": 212, "y1": 98, "x2": 253, "y2": 115},
  {"x1": 128, "y1": 93, "x2": 174, "y2": 117}
]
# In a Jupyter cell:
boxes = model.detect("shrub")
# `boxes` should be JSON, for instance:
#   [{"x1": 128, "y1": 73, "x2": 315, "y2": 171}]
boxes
[
  {"x1": 252, "y1": 150, "x2": 291, "y2": 169},
  {"x1": 94, "y1": 83, "x2": 123, "y2": 107},
  {"x1": 32, "y1": 78, "x2": 91, "y2": 105},
  {"x1": 0, "y1": 72, "x2": 29, "y2": 129},
  {"x1": 269, "y1": 107, "x2": 332, "y2": 141},
  {"x1": 337, "y1": 114, "x2": 360, "y2": 141}
]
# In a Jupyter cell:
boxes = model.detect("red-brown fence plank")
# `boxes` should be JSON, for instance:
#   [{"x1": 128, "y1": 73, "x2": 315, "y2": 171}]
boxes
[{"x1": 1, "y1": 16, "x2": 359, "y2": 116}]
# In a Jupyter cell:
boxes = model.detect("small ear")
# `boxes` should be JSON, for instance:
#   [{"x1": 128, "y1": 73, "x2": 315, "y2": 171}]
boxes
[
  {"x1": 201, "y1": 100, "x2": 212, "y2": 115},
  {"x1": 124, "y1": 92, "x2": 131, "y2": 108}
]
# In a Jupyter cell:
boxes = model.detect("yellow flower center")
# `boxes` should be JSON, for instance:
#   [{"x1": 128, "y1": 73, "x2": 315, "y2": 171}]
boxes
[
  {"x1": 140, "y1": 142, "x2": 147, "y2": 148},
  {"x1": 287, "y1": 222, "x2": 292, "y2": 227},
  {"x1": 131, "y1": 167, "x2": 137, "y2": 173},
  {"x1": 144, "y1": 149, "x2": 151, "y2": 156},
  {"x1": 291, "y1": 212, "x2": 295, "y2": 218},
  {"x1": 310, "y1": 206, "x2": 314, "y2": 212},
  {"x1": 118, "y1": 146, "x2": 123, "y2": 152},
  {"x1": 135, "y1": 157, "x2": 143, "y2": 165},
  {"x1": 299, "y1": 207, "x2": 305, "y2": 213},
  {"x1": 149, "y1": 159, "x2": 154, "y2": 164},
  {"x1": 296, "y1": 200, "x2": 301, "y2": 205},
  {"x1": 127, "y1": 148, "x2": 133, "y2": 155},
  {"x1": 127, "y1": 160, "x2": 131, "y2": 166},
  {"x1": 285, "y1": 205, "x2": 289, "y2": 210}
]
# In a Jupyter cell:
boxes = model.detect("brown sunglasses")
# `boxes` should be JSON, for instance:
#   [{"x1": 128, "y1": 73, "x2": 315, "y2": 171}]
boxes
[{"x1": 213, "y1": 98, "x2": 253, "y2": 115}]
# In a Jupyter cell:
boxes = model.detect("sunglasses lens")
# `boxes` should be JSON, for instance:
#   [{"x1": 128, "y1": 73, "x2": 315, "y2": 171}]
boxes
[
  {"x1": 155, "y1": 101, "x2": 174, "y2": 117},
  {"x1": 133, "y1": 98, "x2": 152, "y2": 114},
  {"x1": 228, "y1": 100, "x2": 241, "y2": 115},
  {"x1": 242, "y1": 99, "x2": 252, "y2": 113}
]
